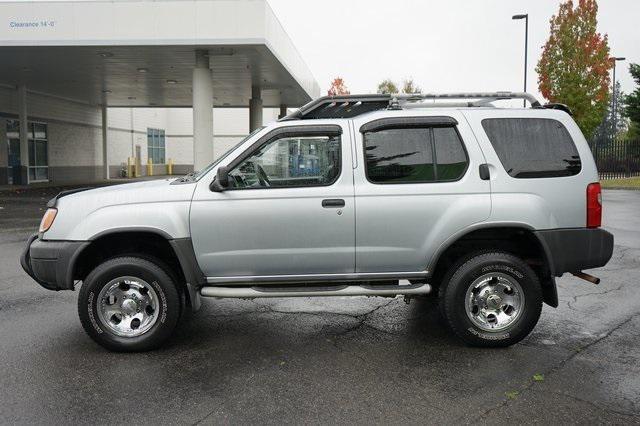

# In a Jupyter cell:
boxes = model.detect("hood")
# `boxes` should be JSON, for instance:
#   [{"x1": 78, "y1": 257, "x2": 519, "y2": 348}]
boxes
[
  {"x1": 43, "y1": 178, "x2": 198, "y2": 240},
  {"x1": 51, "y1": 178, "x2": 194, "y2": 208}
]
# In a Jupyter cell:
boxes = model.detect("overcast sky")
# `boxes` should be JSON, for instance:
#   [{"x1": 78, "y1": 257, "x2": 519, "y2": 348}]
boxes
[
  {"x1": 5, "y1": 0, "x2": 638, "y2": 106},
  {"x1": 269, "y1": 0, "x2": 639, "y2": 105}
]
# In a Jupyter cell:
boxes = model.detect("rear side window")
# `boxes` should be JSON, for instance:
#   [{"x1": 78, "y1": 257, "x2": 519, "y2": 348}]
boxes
[
  {"x1": 363, "y1": 126, "x2": 468, "y2": 184},
  {"x1": 481, "y1": 118, "x2": 581, "y2": 178},
  {"x1": 433, "y1": 127, "x2": 468, "y2": 180},
  {"x1": 365, "y1": 128, "x2": 434, "y2": 183}
]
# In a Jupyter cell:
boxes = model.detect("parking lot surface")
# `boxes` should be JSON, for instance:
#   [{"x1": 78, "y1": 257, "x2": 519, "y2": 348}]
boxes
[{"x1": 0, "y1": 186, "x2": 639, "y2": 424}]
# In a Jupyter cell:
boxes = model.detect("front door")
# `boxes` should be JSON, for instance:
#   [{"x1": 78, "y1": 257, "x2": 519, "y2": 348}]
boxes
[{"x1": 190, "y1": 123, "x2": 355, "y2": 280}]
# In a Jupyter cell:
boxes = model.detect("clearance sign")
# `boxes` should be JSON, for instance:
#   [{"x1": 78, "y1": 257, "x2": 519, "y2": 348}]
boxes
[{"x1": 9, "y1": 20, "x2": 57, "y2": 28}]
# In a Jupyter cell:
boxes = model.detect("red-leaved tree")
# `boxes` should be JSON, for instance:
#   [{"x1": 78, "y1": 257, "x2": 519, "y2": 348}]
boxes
[
  {"x1": 537, "y1": 0, "x2": 611, "y2": 139},
  {"x1": 328, "y1": 77, "x2": 350, "y2": 96}
]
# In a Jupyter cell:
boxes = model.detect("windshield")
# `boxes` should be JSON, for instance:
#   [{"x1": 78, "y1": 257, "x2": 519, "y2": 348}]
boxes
[{"x1": 192, "y1": 126, "x2": 265, "y2": 180}]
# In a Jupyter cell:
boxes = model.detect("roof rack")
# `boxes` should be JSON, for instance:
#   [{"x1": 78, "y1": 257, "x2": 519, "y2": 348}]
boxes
[
  {"x1": 541, "y1": 102, "x2": 573, "y2": 116},
  {"x1": 280, "y1": 92, "x2": 544, "y2": 120}
]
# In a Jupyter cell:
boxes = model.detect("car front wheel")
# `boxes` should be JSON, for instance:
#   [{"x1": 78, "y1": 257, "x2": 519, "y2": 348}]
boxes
[
  {"x1": 440, "y1": 251, "x2": 543, "y2": 347},
  {"x1": 78, "y1": 256, "x2": 181, "y2": 352}
]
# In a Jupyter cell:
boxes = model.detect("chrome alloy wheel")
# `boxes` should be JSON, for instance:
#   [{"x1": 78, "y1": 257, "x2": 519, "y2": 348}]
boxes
[
  {"x1": 96, "y1": 276, "x2": 160, "y2": 337},
  {"x1": 464, "y1": 272, "x2": 524, "y2": 332}
]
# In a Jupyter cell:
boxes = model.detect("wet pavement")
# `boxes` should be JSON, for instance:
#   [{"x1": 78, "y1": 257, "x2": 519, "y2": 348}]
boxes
[{"x1": 0, "y1": 188, "x2": 639, "y2": 425}]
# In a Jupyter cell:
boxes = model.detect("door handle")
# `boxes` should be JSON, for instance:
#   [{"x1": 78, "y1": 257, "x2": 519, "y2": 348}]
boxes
[
  {"x1": 322, "y1": 199, "x2": 345, "y2": 208},
  {"x1": 479, "y1": 164, "x2": 490, "y2": 180}
]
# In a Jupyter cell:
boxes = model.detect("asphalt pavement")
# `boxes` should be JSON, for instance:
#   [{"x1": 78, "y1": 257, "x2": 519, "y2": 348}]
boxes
[{"x1": 0, "y1": 187, "x2": 639, "y2": 425}]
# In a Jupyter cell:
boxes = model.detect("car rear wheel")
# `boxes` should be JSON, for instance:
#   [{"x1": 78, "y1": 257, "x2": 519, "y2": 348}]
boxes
[
  {"x1": 440, "y1": 251, "x2": 542, "y2": 347},
  {"x1": 78, "y1": 256, "x2": 181, "y2": 352}
]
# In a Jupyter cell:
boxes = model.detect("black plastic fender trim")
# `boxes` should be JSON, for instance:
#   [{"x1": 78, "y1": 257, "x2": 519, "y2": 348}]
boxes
[
  {"x1": 169, "y1": 238, "x2": 206, "y2": 312},
  {"x1": 533, "y1": 228, "x2": 614, "y2": 277}
]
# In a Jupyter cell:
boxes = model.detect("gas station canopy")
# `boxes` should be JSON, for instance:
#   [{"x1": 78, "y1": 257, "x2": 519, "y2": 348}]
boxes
[{"x1": 0, "y1": 0, "x2": 320, "y2": 107}]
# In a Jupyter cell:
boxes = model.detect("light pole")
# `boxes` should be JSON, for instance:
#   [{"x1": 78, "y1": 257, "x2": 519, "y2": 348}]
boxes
[
  {"x1": 512, "y1": 14, "x2": 529, "y2": 107},
  {"x1": 611, "y1": 56, "x2": 625, "y2": 139}
]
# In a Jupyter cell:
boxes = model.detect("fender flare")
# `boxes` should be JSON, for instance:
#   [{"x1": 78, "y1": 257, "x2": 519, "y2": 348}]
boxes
[
  {"x1": 426, "y1": 222, "x2": 558, "y2": 308},
  {"x1": 71, "y1": 228, "x2": 206, "y2": 311}
]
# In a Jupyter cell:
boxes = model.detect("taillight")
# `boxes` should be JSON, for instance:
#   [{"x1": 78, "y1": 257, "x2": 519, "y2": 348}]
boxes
[
  {"x1": 39, "y1": 208, "x2": 57, "y2": 233},
  {"x1": 586, "y1": 182, "x2": 602, "y2": 228}
]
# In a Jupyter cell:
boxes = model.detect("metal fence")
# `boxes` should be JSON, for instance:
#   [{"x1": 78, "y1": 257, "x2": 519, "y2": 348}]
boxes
[{"x1": 590, "y1": 138, "x2": 640, "y2": 180}]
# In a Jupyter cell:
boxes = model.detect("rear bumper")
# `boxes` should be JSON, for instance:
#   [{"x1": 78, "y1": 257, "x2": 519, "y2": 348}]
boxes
[
  {"x1": 20, "y1": 233, "x2": 89, "y2": 291},
  {"x1": 534, "y1": 228, "x2": 614, "y2": 277}
]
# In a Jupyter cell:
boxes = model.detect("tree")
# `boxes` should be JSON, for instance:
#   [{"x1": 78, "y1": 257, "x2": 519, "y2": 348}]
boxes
[
  {"x1": 377, "y1": 78, "x2": 423, "y2": 94},
  {"x1": 377, "y1": 79, "x2": 398, "y2": 94},
  {"x1": 536, "y1": 0, "x2": 611, "y2": 140},
  {"x1": 593, "y1": 81, "x2": 628, "y2": 147},
  {"x1": 402, "y1": 78, "x2": 422, "y2": 94},
  {"x1": 327, "y1": 77, "x2": 350, "y2": 96},
  {"x1": 624, "y1": 63, "x2": 640, "y2": 137}
]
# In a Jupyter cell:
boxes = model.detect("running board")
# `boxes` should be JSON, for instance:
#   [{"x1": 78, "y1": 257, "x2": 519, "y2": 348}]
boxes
[{"x1": 200, "y1": 283, "x2": 432, "y2": 299}]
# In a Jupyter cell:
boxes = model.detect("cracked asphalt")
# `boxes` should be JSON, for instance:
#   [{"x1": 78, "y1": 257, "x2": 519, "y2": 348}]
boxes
[{"x1": 0, "y1": 187, "x2": 639, "y2": 425}]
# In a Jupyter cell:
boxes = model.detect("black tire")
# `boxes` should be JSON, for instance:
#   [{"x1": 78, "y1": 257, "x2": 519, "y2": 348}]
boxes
[
  {"x1": 440, "y1": 251, "x2": 542, "y2": 347},
  {"x1": 78, "y1": 256, "x2": 181, "y2": 352}
]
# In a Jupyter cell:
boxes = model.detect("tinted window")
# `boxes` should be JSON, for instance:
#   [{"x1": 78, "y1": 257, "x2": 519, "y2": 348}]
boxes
[
  {"x1": 364, "y1": 128, "x2": 434, "y2": 183},
  {"x1": 363, "y1": 126, "x2": 468, "y2": 183},
  {"x1": 433, "y1": 127, "x2": 467, "y2": 180},
  {"x1": 481, "y1": 118, "x2": 581, "y2": 178},
  {"x1": 228, "y1": 134, "x2": 341, "y2": 189}
]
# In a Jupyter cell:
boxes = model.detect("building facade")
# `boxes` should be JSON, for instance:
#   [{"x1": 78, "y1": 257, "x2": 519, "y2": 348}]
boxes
[
  {"x1": 0, "y1": 83, "x2": 282, "y2": 184},
  {"x1": 0, "y1": 0, "x2": 319, "y2": 185}
]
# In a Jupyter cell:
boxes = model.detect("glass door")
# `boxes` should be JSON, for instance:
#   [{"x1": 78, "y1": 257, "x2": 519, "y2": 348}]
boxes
[
  {"x1": 5, "y1": 120, "x2": 49, "y2": 184},
  {"x1": 29, "y1": 123, "x2": 49, "y2": 182},
  {"x1": 6, "y1": 120, "x2": 20, "y2": 185}
]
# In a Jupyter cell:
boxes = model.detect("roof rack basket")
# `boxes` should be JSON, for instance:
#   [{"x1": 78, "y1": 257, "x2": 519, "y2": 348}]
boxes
[{"x1": 281, "y1": 92, "x2": 545, "y2": 121}]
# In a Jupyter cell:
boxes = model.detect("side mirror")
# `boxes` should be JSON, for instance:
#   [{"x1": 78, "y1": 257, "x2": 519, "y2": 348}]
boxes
[{"x1": 210, "y1": 166, "x2": 230, "y2": 192}]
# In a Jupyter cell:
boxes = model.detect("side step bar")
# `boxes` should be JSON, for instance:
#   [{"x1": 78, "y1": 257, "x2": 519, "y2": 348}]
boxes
[{"x1": 200, "y1": 283, "x2": 432, "y2": 299}]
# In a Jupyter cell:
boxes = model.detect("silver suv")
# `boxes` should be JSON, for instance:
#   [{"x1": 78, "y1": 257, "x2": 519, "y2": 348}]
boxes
[{"x1": 21, "y1": 92, "x2": 614, "y2": 352}]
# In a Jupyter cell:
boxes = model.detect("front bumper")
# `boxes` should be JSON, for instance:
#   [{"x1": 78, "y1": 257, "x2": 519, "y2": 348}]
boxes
[
  {"x1": 534, "y1": 228, "x2": 614, "y2": 277},
  {"x1": 20, "y1": 233, "x2": 89, "y2": 291}
]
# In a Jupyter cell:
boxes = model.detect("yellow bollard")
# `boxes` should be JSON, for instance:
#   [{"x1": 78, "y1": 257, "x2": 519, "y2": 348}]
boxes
[
  {"x1": 147, "y1": 158, "x2": 153, "y2": 176},
  {"x1": 167, "y1": 158, "x2": 173, "y2": 175},
  {"x1": 127, "y1": 157, "x2": 133, "y2": 178}
]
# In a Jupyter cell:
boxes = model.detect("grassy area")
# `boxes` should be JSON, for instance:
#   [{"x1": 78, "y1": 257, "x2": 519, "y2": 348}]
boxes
[{"x1": 601, "y1": 176, "x2": 640, "y2": 189}]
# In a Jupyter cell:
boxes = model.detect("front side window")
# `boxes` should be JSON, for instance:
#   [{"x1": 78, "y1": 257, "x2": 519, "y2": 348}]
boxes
[
  {"x1": 363, "y1": 126, "x2": 468, "y2": 183},
  {"x1": 481, "y1": 118, "x2": 581, "y2": 178},
  {"x1": 228, "y1": 134, "x2": 341, "y2": 189},
  {"x1": 194, "y1": 127, "x2": 265, "y2": 180}
]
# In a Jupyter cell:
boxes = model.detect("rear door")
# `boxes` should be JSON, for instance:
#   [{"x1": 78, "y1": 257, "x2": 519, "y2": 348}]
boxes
[{"x1": 352, "y1": 111, "x2": 491, "y2": 273}]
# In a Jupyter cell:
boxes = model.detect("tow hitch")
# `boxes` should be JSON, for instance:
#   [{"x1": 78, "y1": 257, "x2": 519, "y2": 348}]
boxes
[{"x1": 571, "y1": 271, "x2": 601, "y2": 285}]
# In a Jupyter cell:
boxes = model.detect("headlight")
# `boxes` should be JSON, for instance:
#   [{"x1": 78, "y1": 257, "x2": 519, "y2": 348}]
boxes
[{"x1": 39, "y1": 208, "x2": 57, "y2": 233}]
